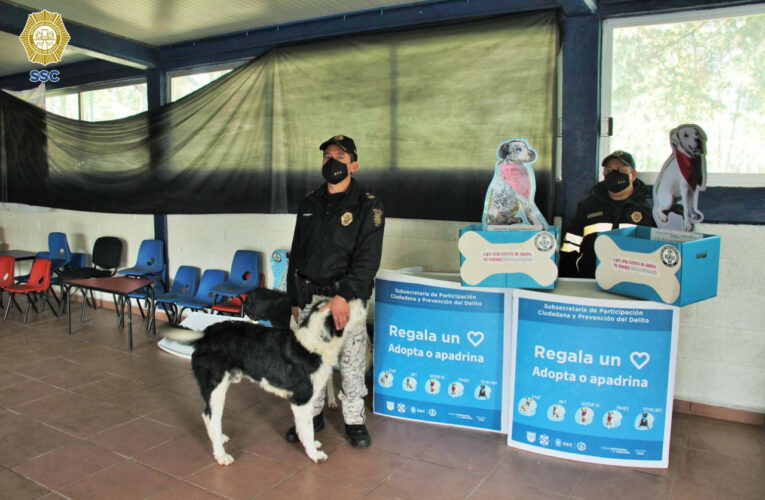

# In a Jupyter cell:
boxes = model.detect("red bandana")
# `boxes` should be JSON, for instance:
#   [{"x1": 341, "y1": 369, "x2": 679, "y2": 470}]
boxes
[{"x1": 672, "y1": 145, "x2": 703, "y2": 190}]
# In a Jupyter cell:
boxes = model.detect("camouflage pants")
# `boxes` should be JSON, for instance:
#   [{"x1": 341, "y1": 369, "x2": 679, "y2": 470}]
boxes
[{"x1": 298, "y1": 297, "x2": 368, "y2": 425}]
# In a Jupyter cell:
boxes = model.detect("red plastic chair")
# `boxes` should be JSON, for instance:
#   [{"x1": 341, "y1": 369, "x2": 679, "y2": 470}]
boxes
[
  {"x1": 211, "y1": 294, "x2": 247, "y2": 316},
  {"x1": 0, "y1": 256, "x2": 15, "y2": 309},
  {"x1": 211, "y1": 273, "x2": 265, "y2": 317},
  {"x1": 3, "y1": 258, "x2": 57, "y2": 323}
]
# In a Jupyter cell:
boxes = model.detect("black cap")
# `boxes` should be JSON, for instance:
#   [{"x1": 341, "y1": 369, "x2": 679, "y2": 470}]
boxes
[
  {"x1": 320, "y1": 135, "x2": 357, "y2": 159},
  {"x1": 601, "y1": 150, "x2": 635, "y2": 169}
]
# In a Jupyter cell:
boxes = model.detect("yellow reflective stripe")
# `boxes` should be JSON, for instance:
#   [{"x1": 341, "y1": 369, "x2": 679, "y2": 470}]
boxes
[
  {"x1": 564, "y1": 233, "x2": 583, "y2": 245},
  {"x1": 618, "y1": 223, "x2": 636, "y2": 229},
  {"x1": 583, "y1": 223, "x2": 613, "y2": 237},
  {"x1": 560, "y1": 242, "x2": 580, "y2": 253}
]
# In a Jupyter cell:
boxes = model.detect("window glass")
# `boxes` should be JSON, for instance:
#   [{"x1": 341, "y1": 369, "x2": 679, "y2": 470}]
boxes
[
  {"x1": 607, "y1": 12, "x2": 764, "y2": 176},
  {"x1": 45, "y1": 93, "x2": 79, "y2": 119},
  {"x1": 80, "y1": 83, "x2": 148, "y2": 121},
  {"x1": 171, "y1": 70, "x2": 231, "y2": 102}
]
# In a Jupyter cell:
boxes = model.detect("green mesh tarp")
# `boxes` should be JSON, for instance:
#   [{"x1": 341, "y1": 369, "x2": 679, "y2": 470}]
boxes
[{"x1": 0, "y1": 11, "x2": 557, "y2": 218}]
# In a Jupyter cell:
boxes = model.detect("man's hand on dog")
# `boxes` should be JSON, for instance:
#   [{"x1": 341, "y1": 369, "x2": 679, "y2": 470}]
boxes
[{"x1": 321, "y1": 295, "x2": 350, "y2": 330}]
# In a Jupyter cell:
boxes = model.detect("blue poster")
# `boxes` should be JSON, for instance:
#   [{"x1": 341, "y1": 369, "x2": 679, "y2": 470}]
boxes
[
  {"x1": 508, "y1": 290, "x2": 679, "y2": 467},
  {"x1": 373, "y1": 271, "x2": 510, "y2": 431}
]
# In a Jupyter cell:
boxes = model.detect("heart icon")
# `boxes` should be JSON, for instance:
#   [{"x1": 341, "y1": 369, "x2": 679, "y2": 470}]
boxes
[
  {"x1": 630, "y1": 352, "x2": 650, "y2": 370},
  {"x1": 467, "y1": 331, "x2": 484, "y2": 347}
]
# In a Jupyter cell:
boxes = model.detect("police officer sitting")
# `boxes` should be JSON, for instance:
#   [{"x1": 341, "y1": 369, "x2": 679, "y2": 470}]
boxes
[
  {"x1": 560, "y1": 150, "x2": 655, "y2": 278},
  {"x1": 285, "y1": 135, "x2": 384, "y2": 448}
]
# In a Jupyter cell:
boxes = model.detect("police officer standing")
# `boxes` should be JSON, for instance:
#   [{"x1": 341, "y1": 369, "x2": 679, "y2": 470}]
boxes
[
  {"x1": 560, "y1": 150, "x2": 655, "y2": 278},
  {"x1": 285, "y1": 135, "x2": 384, "y2": 448}
]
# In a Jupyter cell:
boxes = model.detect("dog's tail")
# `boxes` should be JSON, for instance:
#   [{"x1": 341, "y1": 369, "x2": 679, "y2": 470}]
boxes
[{"x1": 160, "y1": 326, "x2": 205, "y2": 344}]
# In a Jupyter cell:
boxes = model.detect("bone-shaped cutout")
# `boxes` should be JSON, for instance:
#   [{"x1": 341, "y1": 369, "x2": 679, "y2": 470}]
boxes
[
  {"x1": 458, "y1": 231, "x2": 557, "y2": 286},
  {"x1": 594, "y1": 236, "x2": 681, "y2": 303}
]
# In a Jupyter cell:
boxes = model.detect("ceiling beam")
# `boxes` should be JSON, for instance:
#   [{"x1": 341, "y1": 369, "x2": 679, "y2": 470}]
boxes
[
  {"x1": 0, "y1": 59, "x2": 143, "y2": 91},
  {"x1": 557, "y1": 0, "x2": 598, "y2": 16},
  {"x1": 600, "y1": 0, "x2": 762, "y2": 17},
  {"x1": 0, "y1": 0, "x2": 157, "y2": 69},
  {"x1": 159, "y1": 0, "x2": 558, "y2": 70}
]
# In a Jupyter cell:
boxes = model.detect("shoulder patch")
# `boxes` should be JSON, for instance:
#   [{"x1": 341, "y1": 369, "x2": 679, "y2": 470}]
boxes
[
  {"x1": 631, "y1": 211, "x2": 643, "y2": 223},
  {"x1": 373, "y1": 208, "x2": 383, "y2": 227},
  {"x1": 586, "y1": 211, "x2": 604, "y2": 219}
]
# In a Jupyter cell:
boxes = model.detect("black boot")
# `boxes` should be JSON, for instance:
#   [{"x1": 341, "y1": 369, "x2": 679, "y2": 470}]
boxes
[
  {"x1": 285, "y1": 412, "x2": 325, "y2": 443},
  {"x1": 345, "y1": 424, "x2": 371, "y2": 448}
]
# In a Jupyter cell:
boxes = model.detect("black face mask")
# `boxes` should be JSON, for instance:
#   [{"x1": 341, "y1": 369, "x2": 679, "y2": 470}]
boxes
[
  {"x1": 322, "y1": 157, "x2": 348, "y2": 184},
  {"x1": 605, "y1": 170, "x2": 631, "y2": 193}
]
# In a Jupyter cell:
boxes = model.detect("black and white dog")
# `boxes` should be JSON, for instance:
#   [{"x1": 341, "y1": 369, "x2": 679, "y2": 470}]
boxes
[{"x1": 163, "y1": 298, "x2": 365, "y2": 465}]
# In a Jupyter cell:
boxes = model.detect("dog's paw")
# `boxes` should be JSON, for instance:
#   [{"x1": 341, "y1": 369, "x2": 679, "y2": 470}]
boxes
[
  {"x1": 314, "y1": 440, "x2": 322, "y2": 449},
  {"x1": 690, "y1": 211, "x2": 703, "y2": 222},
  {"x1": 683, "y1": 222, "x2": 694, "y2": 232},
  {"x1": 327, "y1": 399, "x2": 338, "y2": 409},
  {"x1": 658, "y1": 213, "x2": 669, "y2": 224},
  {"x1": 215, "y1": 453, "x2": 235, "y2": 466},
  {"x1": 308, "y1": 450, "x2": 328, "y2": 463},
  {"x1": 221, "y1": 434, "x2": 230, "y2": 445}
]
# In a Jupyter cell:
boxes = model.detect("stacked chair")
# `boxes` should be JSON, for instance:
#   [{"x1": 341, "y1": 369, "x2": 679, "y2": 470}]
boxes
[
  {"x1": 172, "y1": 269, "x2": 227, "y2": 323},
  {"x1": 3, "y1": 258, "x2": 57, "y2": 323},
  {"x1": 0, "y1": 256, "x2": 15, "y2": 310},
  {"x1": 119, "y1": 239, "x2": 165, "y2": 329},
  {"x1": 17, "y1": 232, "x2": 73, "y2": 313},
  {"x1": 208, "y1": 250, "x2": 262, "y2": 317},
  {"x1": 153, "y1": 265, "x2": 200, "y2": 325}
]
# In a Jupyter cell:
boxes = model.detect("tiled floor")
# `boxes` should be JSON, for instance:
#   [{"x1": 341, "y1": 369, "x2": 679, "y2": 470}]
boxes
[{"x1": 0, "y1": 305, "x2": 763, "y2": 499}]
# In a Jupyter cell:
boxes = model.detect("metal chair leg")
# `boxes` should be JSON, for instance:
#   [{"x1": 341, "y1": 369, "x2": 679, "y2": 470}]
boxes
[
  {"x1": 23, "y1": 294, "x2": 32, "y2": 323},
  {"x1": 3, "y1": 293, "x2": 12, "y2": 320},
  {"x1": 45, "y1": 289, "x2": 59, "y2": 317},
  {"x1": 135, "y1": 298, "x2": 145, "y2": 319}
]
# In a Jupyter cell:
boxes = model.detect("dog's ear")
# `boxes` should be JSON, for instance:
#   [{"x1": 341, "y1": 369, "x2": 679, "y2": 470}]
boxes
[
  {"x1": 670, "y1": 130, "x2": 680, "y2": 148},
  {"x1": 323, "y1": 314, "x2": 342, "y2": 341},
  {"x1": 498, "y1": 143, "x2": 509, "y2": 159}
]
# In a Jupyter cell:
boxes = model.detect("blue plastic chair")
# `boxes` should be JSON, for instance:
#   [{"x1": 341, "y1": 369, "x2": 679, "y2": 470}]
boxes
[
  {"x1": 119, "y1": 239, "x2": 165, "y2": 329},
  {"x1": 17, "y1": 232, "x2": 72, "y2": 283},
  {"x1": 118, "y1": 239, "x2": 165, "y2": 280},
  {"x1": 174, "y1": 269, "x2": 227, "y2": 322},
  {"x1": 210, "y1": 250, "x2": 261, "y2": 303},
  {"x1": 154, "y1": 265, "x2": 200, "y2": 325},
  {"x1": 47, "y1": 232, "x2": 72, "y2": 274}
]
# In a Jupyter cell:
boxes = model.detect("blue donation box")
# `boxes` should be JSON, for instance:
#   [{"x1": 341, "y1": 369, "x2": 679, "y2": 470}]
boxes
[
  {"x1": 594, "y1": 226, "x2": 720, "y2": 306},
  {"x1": 508, "y1": 290, "x2": 679, "y2": 468},
  {"x1": 373, "y1": 271, "x2": 510, "y2": 431}
]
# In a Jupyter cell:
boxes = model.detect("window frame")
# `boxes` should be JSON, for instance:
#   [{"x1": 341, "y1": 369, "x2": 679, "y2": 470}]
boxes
[{"x1": 600, "y1": 4, "x2": 765, "y2": 188}]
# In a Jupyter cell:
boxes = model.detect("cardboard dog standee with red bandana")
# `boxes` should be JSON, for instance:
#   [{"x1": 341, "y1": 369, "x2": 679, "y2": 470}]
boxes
[{"x1": 652, "y1": 124, "x2": 708, "y2": 232}]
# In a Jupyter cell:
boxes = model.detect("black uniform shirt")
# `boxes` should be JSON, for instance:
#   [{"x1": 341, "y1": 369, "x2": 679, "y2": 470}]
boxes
[
  {"x1": 560, "y1": 179, "x2": 655, "y2": 278},
  {"x1": 287, "y1": 178, "x2": 385, "y2": 305}
]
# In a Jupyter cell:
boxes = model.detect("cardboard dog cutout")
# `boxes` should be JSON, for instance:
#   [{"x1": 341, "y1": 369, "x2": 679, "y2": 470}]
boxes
[
  {"x1": 482, "y1": 138, "x2": 549, "y2": 230},
  {"x1": 653, "y1": 124, "x2": 708, "y2": 232}
]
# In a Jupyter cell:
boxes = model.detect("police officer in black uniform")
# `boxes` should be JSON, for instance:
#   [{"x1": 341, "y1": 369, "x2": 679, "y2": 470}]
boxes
[
  {"x1": 285, "y1": 135, "x2": 384, "y2": 448},
  {"x1": 560, "y1": 150, "x2": 655, "y2": 278}
]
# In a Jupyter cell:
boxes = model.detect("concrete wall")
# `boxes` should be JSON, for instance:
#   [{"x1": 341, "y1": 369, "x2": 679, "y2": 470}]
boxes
[{"x1": 1, "y1": 205, "x2": 763, "y2": 412}]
